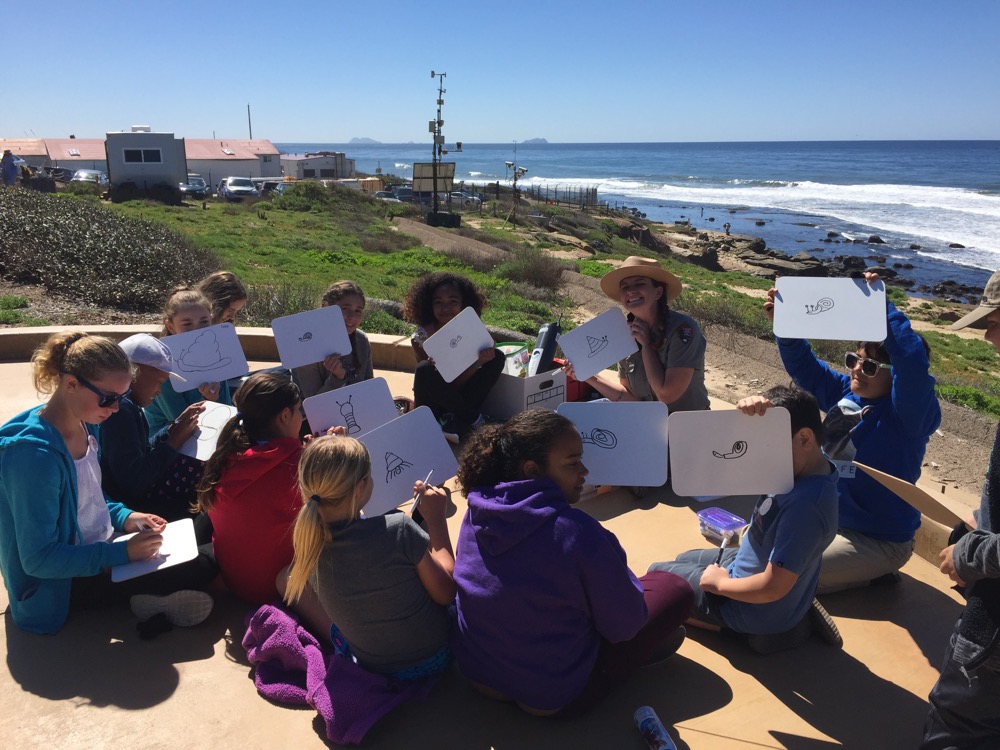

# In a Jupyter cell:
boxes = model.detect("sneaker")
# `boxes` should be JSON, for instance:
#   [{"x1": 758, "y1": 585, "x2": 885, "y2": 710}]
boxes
[
  {"x1": 869, "y1": 571, "x2": 902, "y2": 588},
  {"x1": 644, "y1": 626, "x2": 686, "y2": 668},
  {"x1": 809, "y1": 598, "x2": 843, "y2": 647},
  {"x1": 628, "y1": 485, "x2": 649, "y2": 499},
  {"x1": 130, "y1": 591, "x2": 213, "y2": 627},
  {"x1": 439, "y1": 413, "x2": 460, "y2": 444}
]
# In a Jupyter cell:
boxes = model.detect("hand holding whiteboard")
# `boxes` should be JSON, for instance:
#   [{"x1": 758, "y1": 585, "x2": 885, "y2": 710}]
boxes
[
  {"x1": 112, "y1": 518, "x2": 199, "y2": 582},
  {"x1": 177, "y1": 402, "x2": 238, "y2": 460},
  {"x1": 303, "y1": 377, "x2": 399, "y2": 437},
  {"x1": 773, "y1": 277, "x2": 887, "y2": 341},
  {"x1": 272, "y1": 306, "x2": 351, "y2": 370},
  {"x1": 421, "y1": 307, "x2": 494, "y2": 383},
  {"x1": 558, "y1": 308, "x2": 639, "y2": 382},
  {"x1": 358, "y1": 406, "x2": 458, "y2": 517},
  {"x1": 668, "y1": 408, "x2": 794, "y2": 497},
  {"x1": 161, "y1": 323, "x2": 249, "y2": 392}
]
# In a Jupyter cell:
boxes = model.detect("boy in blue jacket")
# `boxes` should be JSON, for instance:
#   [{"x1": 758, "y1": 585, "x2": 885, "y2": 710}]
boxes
[{"x1": 765, "y1": 273, "x2": 940, "y2": 592}]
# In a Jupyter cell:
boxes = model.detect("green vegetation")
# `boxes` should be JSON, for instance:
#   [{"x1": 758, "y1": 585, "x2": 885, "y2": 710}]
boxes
[
  {"x1": 5, "y1": 184, "x2": 1000, "y2": 417},
  {"x1": 0, "y1": 189, "x2": 217, "y2": 310}
]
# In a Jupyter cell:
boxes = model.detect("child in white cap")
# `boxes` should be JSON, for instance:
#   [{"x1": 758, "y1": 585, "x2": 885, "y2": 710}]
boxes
[{"x1": 99, "y1": 334, "x2": 206, "y2": 532}]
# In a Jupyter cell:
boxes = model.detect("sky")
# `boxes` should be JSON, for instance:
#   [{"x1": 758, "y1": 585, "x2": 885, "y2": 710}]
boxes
[{"x1": 5, "y1": 0, "x2": 999, "y2": 143}]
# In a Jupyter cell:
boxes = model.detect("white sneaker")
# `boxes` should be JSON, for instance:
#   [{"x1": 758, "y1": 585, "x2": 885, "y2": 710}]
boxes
[{"x1": 130, "y1": 591, "x2": 213, "y2": 627}]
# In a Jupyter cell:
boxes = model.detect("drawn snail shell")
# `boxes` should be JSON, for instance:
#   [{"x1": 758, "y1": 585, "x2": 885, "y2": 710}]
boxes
[
  {"x1": 712, "y1": 440, "x2": 748, "y2": 460},
  {"x1": 298, "y1": 331, "x2": 313, "y2": 342},
  {"x1": 804, "y1": 297, "x2": 835, "y2": 315},
  {"x1": 581, "y1": 427, "x2": 618, "y2": 450}
]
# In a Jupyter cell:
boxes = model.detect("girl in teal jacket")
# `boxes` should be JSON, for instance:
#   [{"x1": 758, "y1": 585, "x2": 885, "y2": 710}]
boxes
[{"x1": 0, "y1": 333, "x2": 171, "y2": 634}]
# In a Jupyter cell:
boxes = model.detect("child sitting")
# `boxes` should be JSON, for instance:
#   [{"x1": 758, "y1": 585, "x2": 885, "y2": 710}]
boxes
[
  {"x1": 453, "y1": 410, "x2": 694, "y2": 716},
  {"x1": 648, "y1": 385, "x2": 841, "y2": 653},
  {"x1": 279, "y1": 436, "x2": 455, "y2": 678},
  {"x1": 194, "y1": 372, "x2": 304, "y2": 605},
  {"x1": 99, "y1": 334, "x2": 205, "y2": 524},
  {"x1": 293, "y1": 280, "x2": 374, "y2": 400},
  {"x1": 402, "y1": 272, "x2": 503, "y2": 441},
  {"x1": 196, "y1": 270, "x2": 248, "y2": 326}
]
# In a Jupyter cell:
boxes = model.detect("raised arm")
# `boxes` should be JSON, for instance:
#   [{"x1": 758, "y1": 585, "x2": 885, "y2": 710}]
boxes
[{"x1": 883, "y1": 301, "x2": 941, "y2": 437}]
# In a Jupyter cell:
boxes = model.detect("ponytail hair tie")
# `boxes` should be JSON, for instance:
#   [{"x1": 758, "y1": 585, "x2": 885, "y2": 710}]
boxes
[
  {"x1": 235, "y1": 411, "x2": 244, "y2": 422},
  {"x1": 309, "y1": 495, "x2": 321, "y2": 506}
]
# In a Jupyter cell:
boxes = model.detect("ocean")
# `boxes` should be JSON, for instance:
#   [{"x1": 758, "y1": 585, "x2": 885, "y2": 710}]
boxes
[{"x1": 275, "y1": 141, "x2": 1000, "y2": 293}]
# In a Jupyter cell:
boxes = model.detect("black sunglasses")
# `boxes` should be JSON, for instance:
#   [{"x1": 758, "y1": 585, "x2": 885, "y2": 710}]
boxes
[
  {"x1": 844, "y1": 352, "x2": 892, "y2": 378},
  {"x1": 67, "y1": 373, "x2": 132, "y2": 408}
]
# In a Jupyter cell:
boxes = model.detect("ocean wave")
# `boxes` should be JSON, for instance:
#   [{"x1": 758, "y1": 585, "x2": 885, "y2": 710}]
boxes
[
  {"x1": 393, "y1": 163, "x2": 411, "y2": 170},
  {"x1": 519, "y1": 175, "x2": 1000, "y2": 266}
]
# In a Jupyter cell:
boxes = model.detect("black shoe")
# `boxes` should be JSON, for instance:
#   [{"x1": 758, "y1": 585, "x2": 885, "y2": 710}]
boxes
[
  {"x1": 438, "y1": 413, "x2": 460, "y2": 444},
  {"x1": 869, "y1": 572, "x2": 902, "y2": 587},
  {"x1": 809, "y1": 598, "x2": 843, "y2": 647},
  {"x1": 644, "y1": 626, "x2": 686, "y2": 667}
]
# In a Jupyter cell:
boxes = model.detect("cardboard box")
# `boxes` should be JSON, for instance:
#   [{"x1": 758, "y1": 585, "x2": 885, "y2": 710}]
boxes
[{"x1": 483, "y1": 368, "x2": 567, "y2": 420}]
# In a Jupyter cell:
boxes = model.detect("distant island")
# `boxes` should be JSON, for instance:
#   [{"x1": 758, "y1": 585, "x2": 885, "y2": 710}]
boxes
[
  {"x1": 521, "y1": 138, "x2": 548, "y2": 145},
  {"x1": 349, "y1": 137, "x2": 381, "y2": 145}
]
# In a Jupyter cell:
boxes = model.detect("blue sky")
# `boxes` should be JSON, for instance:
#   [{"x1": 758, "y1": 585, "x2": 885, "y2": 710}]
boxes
[{"x1": 6, "y1": 0, "x2": 999, "y2": 143}]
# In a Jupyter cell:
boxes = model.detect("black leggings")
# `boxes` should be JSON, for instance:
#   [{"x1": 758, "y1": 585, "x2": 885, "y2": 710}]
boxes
[{"x1": 413, "y1": 350, "x2": 504, "y2": 426}]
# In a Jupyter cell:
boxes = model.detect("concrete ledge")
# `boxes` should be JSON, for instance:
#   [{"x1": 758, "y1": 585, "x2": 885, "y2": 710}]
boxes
[{"x1": 0, "y1": 325, "x2": 419, "y2": 373}]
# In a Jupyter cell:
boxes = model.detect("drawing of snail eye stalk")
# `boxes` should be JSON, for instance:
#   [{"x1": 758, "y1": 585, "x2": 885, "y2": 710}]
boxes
[
  {"x1": 712, "y1": 440, "x2": 748, "y2": 460},
  {"x1": 336, "y1": 395, "x2": 360, "y2": 435}
]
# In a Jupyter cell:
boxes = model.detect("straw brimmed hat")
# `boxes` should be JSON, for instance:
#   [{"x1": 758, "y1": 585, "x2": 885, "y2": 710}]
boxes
[
  {"x1": 599, "y1": 256, "x2": 682, "y2": 303},
  {"x1": 952, "y1": 268, "x2": 1000, "y2": 330}
]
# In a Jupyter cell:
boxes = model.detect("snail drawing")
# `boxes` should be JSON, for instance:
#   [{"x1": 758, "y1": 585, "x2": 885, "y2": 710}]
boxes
[
  {"x1": 804, "y1": 297, "x2": 835, "y2": 315},
  {"x1": 336, "y1": 395, "x2": 360, "y2": 435},
  {"x1": 581, "y1": 427, "x2": 618, "y2": 450},
  {"x1": 713, "y1": 440, "x2": 748, "y2": 460},
  {"x1": 449, "y1": 335, "x2": 463, "y2": 349},
  {"x1": 298, "y1": 331, "x2": 313, "y2": 342},
  {"x1": 384, "y1": 451, "x2": 413, "y2": 483}
]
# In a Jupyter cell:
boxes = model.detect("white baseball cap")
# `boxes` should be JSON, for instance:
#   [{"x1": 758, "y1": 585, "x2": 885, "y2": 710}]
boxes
[{"x1": 119, "y1": 334, "x2": 184, "y2": 380}]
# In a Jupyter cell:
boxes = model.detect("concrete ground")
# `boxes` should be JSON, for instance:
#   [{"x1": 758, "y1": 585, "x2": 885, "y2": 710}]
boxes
[{"x1": 0, "y1": 335, "x2": 975, "y2": 749}]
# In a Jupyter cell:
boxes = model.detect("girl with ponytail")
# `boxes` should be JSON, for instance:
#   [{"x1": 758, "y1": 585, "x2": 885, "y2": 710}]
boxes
[
  {"x1": 0, "y1": 332, "x2": 213, "y2": 634},
  {"x1": 194, "y1": 371, "x2": 306, "y2": 604},
  {"x1": 279, "y1": 435, "x2": 455, "y2": 679}
]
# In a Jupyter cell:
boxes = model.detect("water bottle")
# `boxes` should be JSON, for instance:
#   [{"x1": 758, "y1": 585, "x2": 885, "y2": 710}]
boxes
[
  {"x1": 527, "y1": 320, "x2": 560, "y2": 377},
  {"x1": 633, "y1": 706, "x2": 678, "y2": 750}
]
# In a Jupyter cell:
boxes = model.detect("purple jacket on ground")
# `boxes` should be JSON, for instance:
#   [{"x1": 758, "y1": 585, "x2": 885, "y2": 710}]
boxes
[{"x1": 453, "y1": 478, "x2": 647, "y2": 711}]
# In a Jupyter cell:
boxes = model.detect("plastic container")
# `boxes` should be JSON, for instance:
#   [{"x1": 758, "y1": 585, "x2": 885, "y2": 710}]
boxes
[
  {"x1": 696, "y1": 507, "x2": 747, "y2": 544},
  {"x1": 633, "y1": 706, "x2": 678, "y2": 750}
]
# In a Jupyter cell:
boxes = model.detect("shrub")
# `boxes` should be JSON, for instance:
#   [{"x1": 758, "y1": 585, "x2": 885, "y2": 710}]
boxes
[
  {"x1": 495, "y1": 247, "x2": 565, "y2": 290},
  {"x1": 0, "y1": 295, "x2": 29, "y2": 310},
  {"x1": 242, "y1": 281, "x2": 324, "y2": 326},
  {"x1": 0, "y1": 188, "x2": 219, "y2": 310},
  {"x1": 937, "y1": 385, "x2": 1000, "y2": 419}
]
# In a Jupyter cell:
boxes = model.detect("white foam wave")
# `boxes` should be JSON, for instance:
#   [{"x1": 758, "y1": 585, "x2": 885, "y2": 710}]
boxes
[
  {"x1": 469, "y1": 171, "x2": 483, "y2": 176},
  {"x1": 394, "y1": 163, "x2": 411, "y2": 170},
  {"x1": 520, "y1": 175, "x2": 1000, "y2": 268}
]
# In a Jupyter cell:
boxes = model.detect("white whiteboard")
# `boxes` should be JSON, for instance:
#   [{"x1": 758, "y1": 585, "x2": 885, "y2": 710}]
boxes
[
  {"x1": 773, "y1": 277, "x2": 887, "y2": 341},
  {"x1": 668, "y1": 408, "x2": 794, "y2": 497},
  {"x1": 557, "y1": 401, "x2": 669, "y2": 487},
  {"x1": 161, "y1": 323, "x2": 249, "y2": 393},
  {"x1": 421, "y1": 307, "x2": 494, "y2": 383},
  {"x1": 111, "y1": 518, "x2": 199, "y2": 582},
  {"x1": 271, "y1": 306, "x2": 352, "y2": 370},
  {"x1": 558, "y1": 308, "x2": 638, "y2": 382},
  {"x1": 302, "y1": 377, "x2": 399, "y2": 437},
  {"x1": 358, "y1": 406, "x2": 459, "y2": 517},
  {"x1": 177, "y1": 402, "x2": 238, "y2": 460}
]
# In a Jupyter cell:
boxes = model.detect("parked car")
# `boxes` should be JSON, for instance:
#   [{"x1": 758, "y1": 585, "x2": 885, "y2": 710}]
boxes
[
  {"x1": 373, "y1": 191, "x2": 402, "y2": 203},
  {"x1": 70, "y1": 169, "x2": 109, "y2": 191},
  {"x1": 450, "y1": 191, "x2": 482, "y2": 207},
  {"x1": 179, "y1": 175, "x2": 210, "y2": 199},
  {"x1": 393, "y1": 186, "x2": 413, "y2": 202},
  {"x1": 217, "y1": 176, "x2": 259, "y2": 201},
  {"x1": 272, "y1": 182, "x2": 295, "y2": 196}
]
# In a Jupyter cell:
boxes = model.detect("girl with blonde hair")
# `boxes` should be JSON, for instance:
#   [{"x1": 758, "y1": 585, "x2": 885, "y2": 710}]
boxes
[{"x1": 280, "y1": 436, "x2": 455, "y2": 679}]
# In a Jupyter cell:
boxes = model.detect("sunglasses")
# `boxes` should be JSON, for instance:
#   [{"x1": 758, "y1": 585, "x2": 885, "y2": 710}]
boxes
[
  {"x1": 68, "y1": 373, "x2": 132, "y2": 408},
  {"x1": 844, "y1": 352, "x2": 892, "y2": 378}
]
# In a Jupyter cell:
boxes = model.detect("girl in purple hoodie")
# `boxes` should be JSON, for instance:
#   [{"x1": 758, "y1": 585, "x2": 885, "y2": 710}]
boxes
[{"x1": 453, "y1": 410, "x2": 694, "y2": 716}]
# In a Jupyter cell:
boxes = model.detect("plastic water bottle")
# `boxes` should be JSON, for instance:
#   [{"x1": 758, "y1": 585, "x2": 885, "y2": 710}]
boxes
[
  {"x1": 527, "y1": 320, "x2": 560, "y2": 377},
  {"x1": 633, "y1": 706, "x2": 678, "y2": 750}
]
